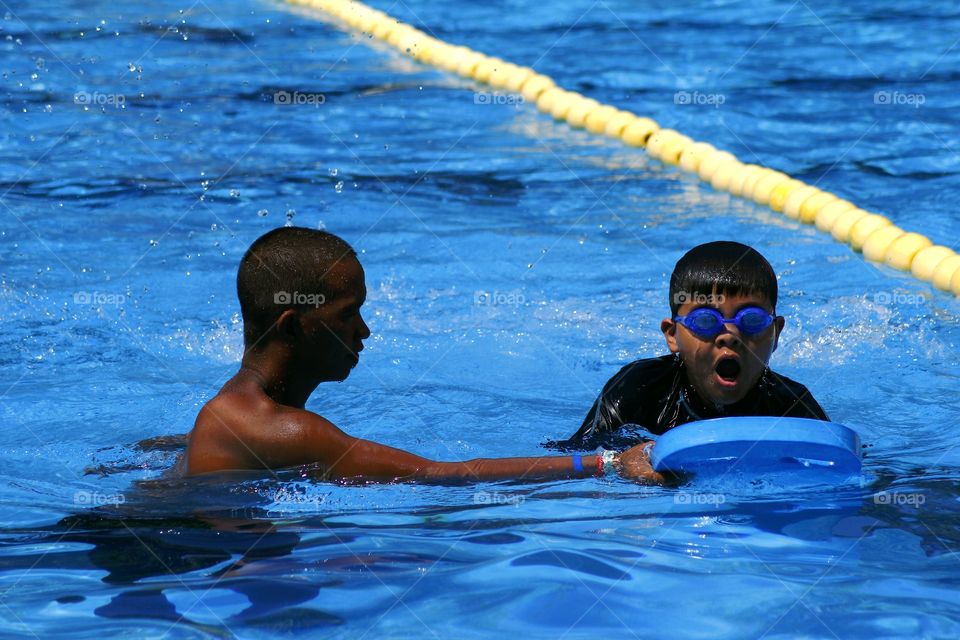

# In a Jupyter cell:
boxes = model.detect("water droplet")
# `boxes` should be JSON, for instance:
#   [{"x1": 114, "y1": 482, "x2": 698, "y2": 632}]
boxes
[
  {"x1": 257, "y1": 208, "x2": 269, "y2": 217},
  {"x1": 328, "y1": 168, "x2": 338, "y2": 177},
  {"x1": 127, "y1": 62, "x2": 137, "y2": 72},
  {"x1": 334, "y1": 181, "x2": 344, "y2": 193},
  {"x1": 149, "y1": 239, "x2": 159, "y2": 247},
  {"x1": 210, "y1": 223, "x2": 217, "y2": 231},
  {"x1": 229, "y1": 189, "x2": 240, "y2": 198},
  {"x1": 285, "y1": 209, "x2": 296, "y2": 225}
]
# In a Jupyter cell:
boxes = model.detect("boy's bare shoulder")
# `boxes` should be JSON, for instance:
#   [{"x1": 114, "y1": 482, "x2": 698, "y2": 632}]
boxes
[
  {"x1": 193, "y1": 385, "x2": 269, "y2": 435},
  {"x1": 187, "y1": 382, "x2": 279, "y2": 473},
  {"x1": 186, "y1": 380, "x2": 344, "y2": 475}
]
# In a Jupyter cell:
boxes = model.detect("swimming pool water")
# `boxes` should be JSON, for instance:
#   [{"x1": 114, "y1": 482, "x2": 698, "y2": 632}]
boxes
[{"x1": 2, "y1": 0, "x2": 960, "y2": 637}]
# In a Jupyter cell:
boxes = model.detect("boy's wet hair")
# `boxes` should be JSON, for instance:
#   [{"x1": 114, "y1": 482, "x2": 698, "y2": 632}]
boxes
[
  {"x1": 669, "y1": 241, "x2": 778, "y2": 315},
  {"x1": 237, "y1": 227, "x2": 356, "y2": 345}
]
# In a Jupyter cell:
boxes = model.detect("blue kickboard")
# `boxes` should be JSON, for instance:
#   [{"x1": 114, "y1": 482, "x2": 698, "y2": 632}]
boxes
[{"x1": 650, "y1": 417, "x2": 862, "y2": 478}]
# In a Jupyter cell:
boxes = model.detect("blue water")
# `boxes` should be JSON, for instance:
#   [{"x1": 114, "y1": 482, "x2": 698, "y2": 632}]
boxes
[{"x1": 3, "y1": 0, "x2": 960, "y2": 637}]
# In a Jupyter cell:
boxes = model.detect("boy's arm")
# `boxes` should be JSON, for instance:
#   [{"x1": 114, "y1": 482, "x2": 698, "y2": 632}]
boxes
[{"x1": 293, "y1": 411, "x2": 662, "y2": 483}]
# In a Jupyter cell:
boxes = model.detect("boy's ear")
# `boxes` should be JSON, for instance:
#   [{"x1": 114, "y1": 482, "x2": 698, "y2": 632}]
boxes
[
  {"x1": 771, "y1": 314, "x2": 785, "y2": 353},
  {"x1": 275, "y1": 308, "x2": 300, "y2": 340},
  {"x1": 661, "y1": 317, "x2": 680, "y2": 353}
]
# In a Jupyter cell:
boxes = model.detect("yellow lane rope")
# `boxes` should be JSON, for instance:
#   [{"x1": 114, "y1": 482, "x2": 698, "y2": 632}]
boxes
[{"x1": 286, "y1": 0, "x2": 960, "y2": 297}]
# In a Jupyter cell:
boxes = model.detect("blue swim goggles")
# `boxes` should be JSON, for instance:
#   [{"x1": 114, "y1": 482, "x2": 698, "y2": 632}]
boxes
[{"x1": 674, "y1": 306, "x2": 774, "y2": 338}]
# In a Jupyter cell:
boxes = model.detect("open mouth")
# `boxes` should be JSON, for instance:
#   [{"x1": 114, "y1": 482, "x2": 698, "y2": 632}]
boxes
[{"x1": 715, "y1": 357, "x2": 741, "y2": 382}]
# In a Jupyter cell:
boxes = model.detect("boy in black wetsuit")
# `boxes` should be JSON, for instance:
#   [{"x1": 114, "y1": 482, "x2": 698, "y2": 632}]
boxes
[{"x1": 563, "y1": 241, "x2": 828, "y2": 450}]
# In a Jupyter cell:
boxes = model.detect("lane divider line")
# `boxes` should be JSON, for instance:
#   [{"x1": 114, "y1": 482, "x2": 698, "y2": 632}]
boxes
[{"x1": 286, "y1": 0, "x2": 960, "y2": 297}]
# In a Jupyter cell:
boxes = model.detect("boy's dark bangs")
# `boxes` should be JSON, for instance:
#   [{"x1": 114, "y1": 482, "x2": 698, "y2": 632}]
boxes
[
  {"x1": 678, "y1": 267, "x2": 771, "y2": 303},
  {"x1": 669, "y1": 242, "x2": 778, "y2": 314}
]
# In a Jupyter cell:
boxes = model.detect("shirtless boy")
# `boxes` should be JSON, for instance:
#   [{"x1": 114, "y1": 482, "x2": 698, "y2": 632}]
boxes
[{"x1": 184, "y1": 227, "x2": 658, "y2": 482}]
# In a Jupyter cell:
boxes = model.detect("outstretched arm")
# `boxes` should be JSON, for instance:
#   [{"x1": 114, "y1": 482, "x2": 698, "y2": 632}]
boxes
[{"x1": 293, "y1": 411, "x2": 662, "y2": 483}]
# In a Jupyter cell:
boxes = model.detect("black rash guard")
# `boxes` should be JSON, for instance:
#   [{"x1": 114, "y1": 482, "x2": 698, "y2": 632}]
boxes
[{"x1": 552, "y1": 354, "x2": 829, "y2": 451}]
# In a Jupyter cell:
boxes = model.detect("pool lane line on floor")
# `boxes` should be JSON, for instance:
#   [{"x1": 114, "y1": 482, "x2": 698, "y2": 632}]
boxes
[{"x1": 284, "y1": 0, "x2": 960, "y2": 298}]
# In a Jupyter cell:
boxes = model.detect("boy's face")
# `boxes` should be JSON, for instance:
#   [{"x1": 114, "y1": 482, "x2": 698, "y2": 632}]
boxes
[
  {"x1": 296, "y1": 257, "x2": 371, "y2": 382},
  {"x1": 660, "y1": 290, "x2": 784, "y2": 408}
]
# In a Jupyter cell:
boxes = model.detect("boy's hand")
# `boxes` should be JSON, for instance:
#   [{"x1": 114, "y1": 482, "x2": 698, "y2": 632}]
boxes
[{"x1": 615, "y1": 441, "x2": 665, "y2": 484}]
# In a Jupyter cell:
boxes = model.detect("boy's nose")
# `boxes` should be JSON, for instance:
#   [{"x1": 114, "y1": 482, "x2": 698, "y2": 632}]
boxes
[{"x1": 715, "y1": 325, "x2": 742, "y2": 347}]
